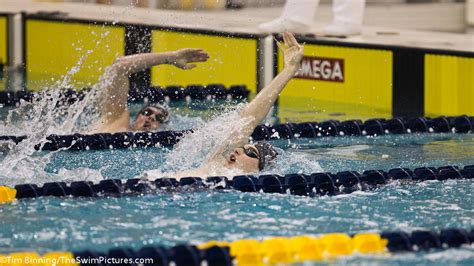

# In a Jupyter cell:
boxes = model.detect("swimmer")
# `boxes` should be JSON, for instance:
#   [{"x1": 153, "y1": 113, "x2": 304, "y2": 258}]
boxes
[
  {"x1": 144, "y1": 32, "x2": 304, "y2": 179},
  {"x1": 90, "y1": 48, "x2": 210, "y2": 133}
]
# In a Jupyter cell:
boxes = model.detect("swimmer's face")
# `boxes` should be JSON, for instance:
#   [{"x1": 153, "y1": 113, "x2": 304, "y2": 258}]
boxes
[
  {"x1": 226, "y1": 144, "x2": 260, "y2": 173},
  {"x1": 133, "y1": 107, "x2": 167, "y2": 132}
]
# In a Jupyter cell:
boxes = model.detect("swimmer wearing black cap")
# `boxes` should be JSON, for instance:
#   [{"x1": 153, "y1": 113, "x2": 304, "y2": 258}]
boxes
[
  {"x1": 90, "y1": 48, "x2": 210, "y2": 133},
  {"x1": 145, "y1": 32, "x2": 303, "y2": 179},
  {"x1": 205, "y1": 32, "x2": 302, "y2": 175},
  {"x1": 226, "y1": 142, "x2": 279, "y2": 172}
]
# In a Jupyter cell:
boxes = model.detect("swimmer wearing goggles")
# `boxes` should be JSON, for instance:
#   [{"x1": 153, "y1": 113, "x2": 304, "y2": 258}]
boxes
[
  {"x1": 92, "y1": 48, "x2": 209, "y2": 133},
  {"x1": 155, "y1": 32, "x2": 301, "y2": 177}
]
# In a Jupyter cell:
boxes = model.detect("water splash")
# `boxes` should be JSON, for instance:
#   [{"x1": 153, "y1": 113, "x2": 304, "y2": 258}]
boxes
[
  {"x1": 0, "y1": 0, "x2": 151, "y2": 186},
  {"x1": 141, "y1": 103, "x2": 323, "y2": 179},
  {"x1": 268, "y1": 149, "x2": 323, "y2": 175},
  {"x1": 0, "y1": 38, "x2": 123, "y2": 185},
  {"x1": 160, "y1": 103, "x2": 249, "y2": 173}
]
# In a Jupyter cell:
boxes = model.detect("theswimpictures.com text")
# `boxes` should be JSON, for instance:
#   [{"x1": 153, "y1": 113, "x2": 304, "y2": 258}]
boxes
[{"x1": 0, "y1": 255, "x2": 154, "y2": 265}]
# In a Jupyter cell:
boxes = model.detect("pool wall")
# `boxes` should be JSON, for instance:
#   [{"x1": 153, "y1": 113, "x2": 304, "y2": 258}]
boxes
[
  {"x1": 22, "y1": 14, "x2": 262, "y2": 94},
  {"x1": 0, "y1": 11, "x2": 473, "y2": 117},
  {"x1": 0, "y1": 13, "x2": 9, "y2": 91},
  {"x1": 275, "y1": 37, "x2": 474, "y2": 120},
  {"x1": 275, "y1": 39, "x2": 393, "y2": 121},
  {"x1": 425, "y1": 54, "x2": 474, "y2": 117},
  {"x1": 24, "y1": 17, "x2": 126, "y2": 91},
  {"x1": 150, "y1": 28, "x2": 260, "y2": 95}
]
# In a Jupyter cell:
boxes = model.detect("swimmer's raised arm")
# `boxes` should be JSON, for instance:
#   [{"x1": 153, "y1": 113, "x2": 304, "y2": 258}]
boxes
[
  {"x1": 110, "y1": 49, "x2": 210, "y2": 76},
  {"x1": 206, "y1": 32, "x2": 303, "y2": 162},
  {"x1": 236, "y1": 32, "x2": 303, "y2": 144},
  {"x1": 96, "y1": 49, "x2": 209, "y2": 132}
]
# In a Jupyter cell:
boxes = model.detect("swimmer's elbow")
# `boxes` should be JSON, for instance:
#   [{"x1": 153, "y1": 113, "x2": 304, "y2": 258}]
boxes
[
  {"x1": 113, "y1": 56, "x2": 128, "y2": 65},
  {"x1": 108, "y1": 57, "x2": 129, "y2": 74}
]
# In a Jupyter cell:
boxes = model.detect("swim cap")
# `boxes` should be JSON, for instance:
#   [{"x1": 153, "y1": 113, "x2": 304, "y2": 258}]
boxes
[{"x1": 254, "y1": 142, "x2": 278, "y2": 171}]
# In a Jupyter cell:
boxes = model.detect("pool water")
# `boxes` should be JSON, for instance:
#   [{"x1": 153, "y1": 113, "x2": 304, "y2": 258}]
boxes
[
  {"x1": 32, "y1": 132, "x2": 474, "y2": 181},
  {"x1": 0, "y1": 96, "x2": 473, "y2": 265},
  {"x1": 0, "y1": 181, "x2": 473, "y2": 265}
]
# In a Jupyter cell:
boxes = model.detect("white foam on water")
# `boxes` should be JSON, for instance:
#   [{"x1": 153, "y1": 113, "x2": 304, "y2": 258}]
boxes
[
  {"x1": 267, "y1": 149, "x2": 323, "y2": 175},
  {"x1": 0, "y1": 5, "x2": 328, "y2": 185},
  {"x1": 165, "y1": 113, "x2": 205, "y2": 131},
  {"x1": 0, "y1": 3, "x2": 150, "y2": 186},
  {"x1": 142, "y1": 104, "x2": 256, "y2": 178},
  {"x1": 425, "y1": 248, "x2": 474, "y2": 262},
  {"x1": 141, "y1": 103, "x2": 324, "y2": 179},
  {"x1": 0, "y1": 27, "x2": 126, "y2": 185},
  {"x1": 164, "y1": 104, "x2": 248, "y2": 170},
  {"x1": 323, "y1": 144, "x2": 370, "y2": 157}
]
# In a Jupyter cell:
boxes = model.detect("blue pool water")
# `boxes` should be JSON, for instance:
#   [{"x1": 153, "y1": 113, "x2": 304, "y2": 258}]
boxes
[
  {"x1": 0, "y1": 99, "x2": 473, "y2": 265},
  {"x1": 1, "y1": 181, "x2": 473, "y2": 265},
  {"x1": 43, "y1": 133, "x2": 474, "y2": 180}
]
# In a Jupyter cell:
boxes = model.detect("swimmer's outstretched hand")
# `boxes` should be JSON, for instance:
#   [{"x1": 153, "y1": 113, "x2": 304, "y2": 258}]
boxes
[
  {"x1": 277, "y1": 32, "x2": 304, "y2": 70},
  {"x1": 169, "y1": 48, "x2": 210, "y2": 70}
]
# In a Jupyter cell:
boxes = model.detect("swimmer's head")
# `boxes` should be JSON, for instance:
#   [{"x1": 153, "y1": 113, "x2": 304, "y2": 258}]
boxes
[
  {"x1": 132, "y1": 104, "x2": 169, "y2": 132},
  {"x1": 226, "y1": 142, "x2": 278, "y2": 173}
]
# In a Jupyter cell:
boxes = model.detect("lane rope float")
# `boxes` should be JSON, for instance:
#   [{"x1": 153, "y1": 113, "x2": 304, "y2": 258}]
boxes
[
  {"x1": 0, "y1": 84, "x2": 250, "y2": 106},
  {"x1": 1, "y1": 164, "x2": 472, "y2": 203},
  {"x1": 0, "y1": 228, "x2": 472, "y2": 265},
  {"x1": 1, "y1": 115, "x2": 473, "y2": 152}
]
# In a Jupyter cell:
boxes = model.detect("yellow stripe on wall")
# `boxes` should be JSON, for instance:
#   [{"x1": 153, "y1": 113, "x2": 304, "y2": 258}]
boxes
[
  {"x1": 26, "y1": 19, "x2": 125, "y2": 91},
  {"x1": 0, "y1": 16, "x2": 8, "y2": 91},
  {"x1": 151, "y1": 30, "x2": 258, "y2": 94},
  {"x1": 0, "y1": 16, "x2": 7, "y2": 67},
  {"x1": 425, "y1": 54, "x2": 474, "y2": 116},
  {"x1": 277, "y1": 45, "x2": 393, "y2": 123}
]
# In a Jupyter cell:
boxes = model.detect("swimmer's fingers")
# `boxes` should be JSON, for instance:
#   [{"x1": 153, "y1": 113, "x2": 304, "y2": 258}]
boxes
[
  {"x1": 187, "y1": 48, "x2": 208, "y2": 56},
  {"x1": 173, "y1": 48, "x2": 209, "y2": 69},
  {"x1": 282, "y1": 32, "x2": 291, "y2": 46},
  {"x1": 182, "y1": 64, "x2": 197, "y2": 70},
  {"x1": 284, "y1": 32, "x2": 301, "y2": 48},
  {"x1": 177, "y1": 48, "x2": 206, "y2": 57},
  {"x1": 281, "y1": 32, "x2": 304, "y2": 68},
  {"x1": 184, "y1": 48, "x2": 210, "y2": 62},
  {"x1": 193, "y1": 57, "x2": 209, "y2": 63},
  {"x1": 179, "y1": 48, "x2": 202, "y2": 54},
  {"x1": 276, "y1": 40, "x2": 286, "y2": 53},
  {"x1": 192, "y1": 52, "x2": 210, "y2": 62}
]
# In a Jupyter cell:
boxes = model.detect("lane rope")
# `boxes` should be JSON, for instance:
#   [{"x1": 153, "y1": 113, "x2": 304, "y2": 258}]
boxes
[
  {"x1": 1, "y1": 164, "x2": 472, "y2": 203},
  {"x1": 0, "y1": 84, "x2": 250, "y2": 106},
  {"x1": 0, "y1": 228, "x2": 472, "y2": 265},
  {"x1": 0, "y1": 115, "x2": 472, "y2": 152}
]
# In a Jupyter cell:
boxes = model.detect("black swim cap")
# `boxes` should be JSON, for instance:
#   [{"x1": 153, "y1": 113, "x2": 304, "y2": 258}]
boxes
[{"x1": 254, "y1": 142, "x2": 278, "y2": 171}]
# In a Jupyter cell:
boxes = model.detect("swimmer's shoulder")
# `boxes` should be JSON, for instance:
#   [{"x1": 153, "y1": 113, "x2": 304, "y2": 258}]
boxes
[
  {"x1": 87, "y1": 117, "x2": 131, "y2": 134},
  {"x1": 87, "y1": 110, "x2": 131, "y2": 134}
]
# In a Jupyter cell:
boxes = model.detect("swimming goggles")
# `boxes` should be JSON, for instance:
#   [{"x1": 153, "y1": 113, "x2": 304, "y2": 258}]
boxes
[
  {"x1": 139, "y1": 108, "x2": 167, "y2": 123},
  {"x1": 243, "y1": 145, "x2": 259, "y2": 159}
]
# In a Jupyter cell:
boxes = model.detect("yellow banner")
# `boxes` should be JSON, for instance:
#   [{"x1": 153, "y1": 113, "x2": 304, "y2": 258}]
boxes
[
  {"x1": 425, "y1": 54, "x2": 474, "y2": 116},
  {"x1": 277, "y1": 44, "x2": 393, "y2": 122},
  {"x1": 26, "y1": 19, "x2": 125, "y2": 91},
  {"x1": 151, "y1": 30, "x2": 258, "y2": 94},
  {"x1": 0, "y1": 16, "x2": 7, "y2": 91}
]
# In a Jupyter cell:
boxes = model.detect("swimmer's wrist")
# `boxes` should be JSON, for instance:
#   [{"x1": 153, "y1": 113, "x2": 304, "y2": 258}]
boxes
[
  {"x1": 165, "y1": 52, "x2": 178, "y2": 65},
  {"x1": 283, "y1": 65, "x2": 299, "y2": 74}
]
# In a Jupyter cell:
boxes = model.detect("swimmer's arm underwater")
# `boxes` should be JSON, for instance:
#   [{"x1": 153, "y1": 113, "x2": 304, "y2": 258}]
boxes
[
  {"x1": 95, "y1": 49, "x2": 209, "y2": 132},
  {"x1": 205, "y1": 32, "x2": 303, "y2": 163}
]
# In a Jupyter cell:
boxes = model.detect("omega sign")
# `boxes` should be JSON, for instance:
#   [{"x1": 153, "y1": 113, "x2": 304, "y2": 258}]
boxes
[{"x1": 294, "y1": 56, "x2": 344, "y2": 82}]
